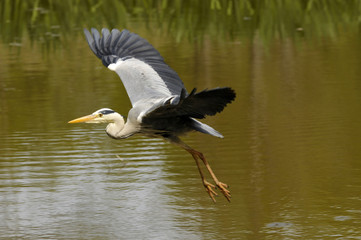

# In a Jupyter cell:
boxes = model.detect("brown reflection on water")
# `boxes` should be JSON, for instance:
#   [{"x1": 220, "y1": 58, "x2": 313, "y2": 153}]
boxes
[{"x1": 1, "y1": 29, "x2": 361, "y2": 239}]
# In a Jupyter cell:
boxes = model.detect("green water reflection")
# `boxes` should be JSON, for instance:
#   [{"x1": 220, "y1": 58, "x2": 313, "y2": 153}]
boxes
[{"x1": 1, "y1": 1, "x2": 361, "y2": 239}]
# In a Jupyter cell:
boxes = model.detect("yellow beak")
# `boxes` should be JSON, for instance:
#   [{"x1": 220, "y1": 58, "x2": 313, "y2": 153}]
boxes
[{"x1": 68, "y1": 114, "x2": 98, "y2": 123}]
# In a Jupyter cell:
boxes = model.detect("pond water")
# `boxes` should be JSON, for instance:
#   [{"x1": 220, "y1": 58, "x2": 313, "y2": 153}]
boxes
[{"x1": 1, "y1": 9, "x2": 361, "y2": 240}]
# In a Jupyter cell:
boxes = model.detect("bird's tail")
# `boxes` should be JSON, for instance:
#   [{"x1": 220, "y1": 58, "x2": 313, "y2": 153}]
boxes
[{"x1": 190, "y1": 118, "x2": 224, "y2": 138}]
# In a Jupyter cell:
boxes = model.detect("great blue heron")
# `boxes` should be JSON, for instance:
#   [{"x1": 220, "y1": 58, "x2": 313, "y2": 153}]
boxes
[{"x1": 68, "y1": 28, "x2": 236, "y2": 202}]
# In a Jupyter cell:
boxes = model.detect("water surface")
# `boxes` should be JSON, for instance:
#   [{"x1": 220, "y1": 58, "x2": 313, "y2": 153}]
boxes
[{"x1": 1, "y1": 7, "x2": 361, "y2": 240}]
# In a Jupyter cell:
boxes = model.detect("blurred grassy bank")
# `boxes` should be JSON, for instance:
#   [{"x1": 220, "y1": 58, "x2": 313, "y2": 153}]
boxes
[{"x1": 0, "y1": 0, "x2": 360, "y2": 48}]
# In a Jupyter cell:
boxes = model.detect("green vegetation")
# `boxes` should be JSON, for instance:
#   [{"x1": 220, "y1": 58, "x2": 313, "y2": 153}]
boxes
[{"x1": 0, "y1": 0, "x2": 360, "y2": 46}]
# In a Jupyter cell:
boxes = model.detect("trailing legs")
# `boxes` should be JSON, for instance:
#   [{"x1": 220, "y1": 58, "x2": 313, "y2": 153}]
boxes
[{"x1": 170, "y1": 136, "x2": 231, "y2": 202}]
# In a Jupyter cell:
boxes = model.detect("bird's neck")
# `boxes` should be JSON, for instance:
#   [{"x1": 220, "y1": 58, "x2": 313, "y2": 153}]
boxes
[
  {"x1": 105, "y1": 114, "x2": 125, "y2": 139},
  {"x1": 105, "y1": 115, "x2": 137, "y2": 139}
]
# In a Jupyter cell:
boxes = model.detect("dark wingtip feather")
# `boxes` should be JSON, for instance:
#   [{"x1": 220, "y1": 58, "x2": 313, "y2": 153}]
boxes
[
  {"x1": 83, "y1": 27, "x2": 165, "y2": 67},
  {"x1": 222, "y1": 87, "x2": 236, "y2": 103},
  {"x1": 101, "y1": 28, "x2": 111, "y2": 49},
  {"x1": 184, "y1": 87, "x2": 236, "y2": 118},
  {"x1": 189, "y1": 88, "x2": 197, "y2": 96},
  {"x1": 84, "y1": 28, "x2": 97, "y2": 56}
]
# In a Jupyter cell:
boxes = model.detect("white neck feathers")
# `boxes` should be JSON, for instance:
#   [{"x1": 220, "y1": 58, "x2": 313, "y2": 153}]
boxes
[{"x1": 105, "y1": 115, "x2": 138, "y2": 139}]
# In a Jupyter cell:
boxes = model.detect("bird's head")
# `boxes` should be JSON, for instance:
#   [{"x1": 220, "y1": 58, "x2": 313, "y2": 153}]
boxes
[{"x1": 68, "y1": 108, "x2": 122, "y2": 124}]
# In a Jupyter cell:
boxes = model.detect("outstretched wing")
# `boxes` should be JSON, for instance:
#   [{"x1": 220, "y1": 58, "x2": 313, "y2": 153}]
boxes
[
  {"x1": 143, "y1": 87, "x2": 236, "y2": 120},
  {"x1": 84, "y1": 28, "x2": 186, "y2": 106},
  {"x1": 141, "y1": 87, "x2": 235, "y2": 138}
]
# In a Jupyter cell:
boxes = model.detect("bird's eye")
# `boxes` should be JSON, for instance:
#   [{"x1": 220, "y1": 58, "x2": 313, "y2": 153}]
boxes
[{"x1": 98, "y1": 113, "x2": 103, "y2": 117}]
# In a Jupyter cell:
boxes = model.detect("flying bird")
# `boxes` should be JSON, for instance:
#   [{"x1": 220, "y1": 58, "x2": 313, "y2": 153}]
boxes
[{"x1": 68, "y1": 28, "x2": 236, "y2": 202}]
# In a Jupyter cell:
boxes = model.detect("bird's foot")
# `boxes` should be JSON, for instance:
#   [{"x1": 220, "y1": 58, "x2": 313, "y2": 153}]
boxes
[
  {"x1": 216, "y1": 181, "x2": 231, "y2": 202},
  {"x1": 203, "y1": 180, "x2": 218, "y2": 202},
  {"x1": 203, "y1": 180, "x2": 231, "y2": 202}
]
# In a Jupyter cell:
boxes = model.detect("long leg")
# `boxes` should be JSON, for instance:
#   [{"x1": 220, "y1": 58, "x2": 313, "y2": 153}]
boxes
[
  {"x1": 187, "y1": 148, "x2": 231, "y2": 202},
  {"x1": 169, "y1": 136, "x2": 231, "y2": 202},
  {"x1": 188, "y1": 148, "x2": 218, "y2": 202}
]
